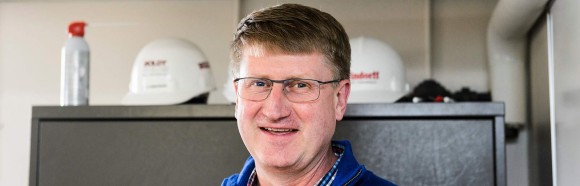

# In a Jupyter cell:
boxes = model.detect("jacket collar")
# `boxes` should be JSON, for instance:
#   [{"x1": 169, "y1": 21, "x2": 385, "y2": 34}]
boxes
[
  {"x1": 330, "y1": 140, "x2": 365, "y2": 185},
  {"x1": 235, "y1": 140, "x2": 365, "y2": 186}
]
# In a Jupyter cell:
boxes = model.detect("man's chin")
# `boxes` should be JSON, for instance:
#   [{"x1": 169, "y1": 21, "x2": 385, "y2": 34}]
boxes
[
  {"x1": 255, "y1": 152, "x2": 299, "y2": 169},
  {"x1": 262, "y1": 160, "x2": 298, "y2": 170}
]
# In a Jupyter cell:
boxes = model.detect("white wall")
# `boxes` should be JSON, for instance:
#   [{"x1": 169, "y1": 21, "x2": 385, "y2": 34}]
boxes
[
  {"x1": 431, "y1": 0, "x2": 496, "y2": 92},
  {"x1": 0, "y1": 1, "x2": 237, "y2": 185},
  {"x1": 551, "y1": 0, "x2": 580, "y2": 185}
]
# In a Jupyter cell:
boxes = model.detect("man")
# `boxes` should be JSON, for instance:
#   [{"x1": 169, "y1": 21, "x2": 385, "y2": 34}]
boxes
[{"x1": 223, "y1": 4, "x2": 396, "y2": 186}]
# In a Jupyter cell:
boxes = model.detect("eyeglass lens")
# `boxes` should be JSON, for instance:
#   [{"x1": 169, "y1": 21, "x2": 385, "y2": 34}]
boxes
[{"x1": 236, "y1": 78, "x2": 321, "y2": 102}]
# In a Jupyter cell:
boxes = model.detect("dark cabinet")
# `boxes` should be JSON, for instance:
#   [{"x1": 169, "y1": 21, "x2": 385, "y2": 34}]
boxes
[{"x1": 30, "y1": 103, "x2": 505, "y2": 186}]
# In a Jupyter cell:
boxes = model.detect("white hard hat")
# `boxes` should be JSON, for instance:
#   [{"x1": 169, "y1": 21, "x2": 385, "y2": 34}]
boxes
[
  {"x1": 121, "y1": 38, "x2": 216, "y2": 105},
  {"x1": 349, "y1": 36, "x2": 409, "y2": 103}
]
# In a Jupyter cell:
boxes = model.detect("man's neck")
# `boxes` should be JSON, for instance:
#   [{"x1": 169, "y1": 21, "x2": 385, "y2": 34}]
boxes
[{"x1": 254, "y1": 147, "x2": 338, "y2": 186}]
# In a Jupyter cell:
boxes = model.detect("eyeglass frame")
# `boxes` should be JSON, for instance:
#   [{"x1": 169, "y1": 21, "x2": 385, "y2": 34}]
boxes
[{"x1": 233, "y1": 77, "x2": 343, "y2": 102}]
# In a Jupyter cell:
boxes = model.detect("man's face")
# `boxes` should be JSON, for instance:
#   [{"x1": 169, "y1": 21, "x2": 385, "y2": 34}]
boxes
[{"x1": 234, "y1": 48, "x2": 350, "y2": 170}]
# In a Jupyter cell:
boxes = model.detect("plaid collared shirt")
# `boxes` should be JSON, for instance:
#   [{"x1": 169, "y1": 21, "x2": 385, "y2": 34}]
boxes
[{"x1": 246, "y1": 144, "x2": 345, "y2": 186}]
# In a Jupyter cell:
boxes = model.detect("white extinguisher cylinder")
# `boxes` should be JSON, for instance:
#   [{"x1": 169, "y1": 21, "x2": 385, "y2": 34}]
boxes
[{"x1": 60, "y1": 21, "x2": 90, "y2": 106}]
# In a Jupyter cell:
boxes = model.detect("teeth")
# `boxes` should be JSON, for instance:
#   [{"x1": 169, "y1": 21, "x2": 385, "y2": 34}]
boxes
[{"x1": 264, "y1": 128, "x2": 294, "y2": 132}]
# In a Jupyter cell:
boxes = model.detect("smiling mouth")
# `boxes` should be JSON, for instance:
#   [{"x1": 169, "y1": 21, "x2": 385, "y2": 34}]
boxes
[{"x1": 260, "y1": 127, "x2": 298, "y2": 134}]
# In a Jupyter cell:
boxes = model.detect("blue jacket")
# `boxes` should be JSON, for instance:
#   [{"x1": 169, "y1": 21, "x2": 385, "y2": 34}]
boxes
[{"x1": 222, "y1": 140, "x2": 397, "y2": 186}]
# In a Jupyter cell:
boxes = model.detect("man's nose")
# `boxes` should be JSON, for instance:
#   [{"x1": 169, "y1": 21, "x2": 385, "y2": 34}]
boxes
[{"x1": 261, "y1": 84, "x2": 291, "y2": 121}]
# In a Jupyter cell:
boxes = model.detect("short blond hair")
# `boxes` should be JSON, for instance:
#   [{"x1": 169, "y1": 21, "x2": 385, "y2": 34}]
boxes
[{"x1": 231, "y1": 3, "x2": 350, "y2": 80}]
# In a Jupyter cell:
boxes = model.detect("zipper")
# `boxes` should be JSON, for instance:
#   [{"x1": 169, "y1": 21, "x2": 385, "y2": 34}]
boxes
[{"x1": 342, "y1": 169, "x2": 362, "y2": 186}]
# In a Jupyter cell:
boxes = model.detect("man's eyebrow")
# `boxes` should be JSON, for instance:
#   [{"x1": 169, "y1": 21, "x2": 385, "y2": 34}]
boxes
[
  {"x1": 243, "y1": 74, "x2": 314, "y2": 80},
  {"x1": 242, "y1": 74, "x2": 270, "y2": 79},
  {"x1": 286, "y1": 76, "x2": 311, "y2": 80}
]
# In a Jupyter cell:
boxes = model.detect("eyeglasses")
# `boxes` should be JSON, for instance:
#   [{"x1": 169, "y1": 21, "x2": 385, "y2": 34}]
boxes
[{"x1": 233, "y1": 77, "x2": 341, "y2": 102}]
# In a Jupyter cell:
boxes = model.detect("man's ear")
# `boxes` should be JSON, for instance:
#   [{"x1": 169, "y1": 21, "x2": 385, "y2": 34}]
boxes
[
  {"x1": 234, "y1": 82, "x2": 239, "y2": 119},
  {"x1": 335, "y1": 79, "x2": 350, "y2": 121}
]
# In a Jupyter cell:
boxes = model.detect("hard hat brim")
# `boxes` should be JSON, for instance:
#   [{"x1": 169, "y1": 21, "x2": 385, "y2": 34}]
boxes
[
  {"x1": 348, "y1": 90, "x2": 408, "y2": 103},
  {"x1": 121, "y1": 91, "x2": 200, "y2": 105}
]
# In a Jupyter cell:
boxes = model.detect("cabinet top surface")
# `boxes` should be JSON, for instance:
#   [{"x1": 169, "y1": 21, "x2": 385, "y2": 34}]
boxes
[{"x1": 32, "y1": 103, "x2": 504, "y2": 119}]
